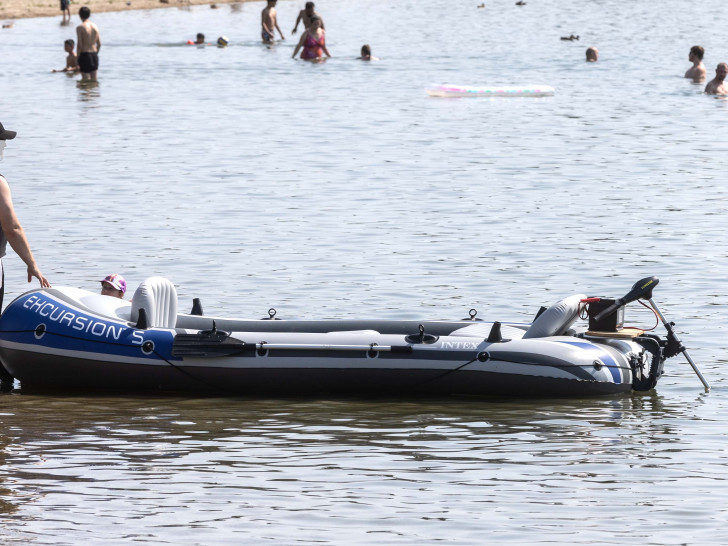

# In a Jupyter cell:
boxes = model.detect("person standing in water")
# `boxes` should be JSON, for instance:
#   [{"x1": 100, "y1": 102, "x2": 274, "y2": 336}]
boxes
[
  {"x1": 261, "y1": 0, "x2": 284, "y2": 43},
  {"x1": 0, "y1": 122, "x2": 51, "y2": 310},
  {"x1": 52, "y1": 39, "x2": 79, "y2": 72},
  {"x1": 685, "y1": 46, "x2": 707, "y2": 82},
  {"x1": 76, "y1": 6, "x2": 101, "y2": 81},
  {"x1": 292, "y1": 16, "x2": 330, "y2": 61},
  {"x1": 60, "y1": 0, "x2": 71, "y2": 24},
  {"x1": 292, "y1": 2, "x2": 324, "y2": 34},
  {"x1": 705, "y1": 63, "x2": 728, "y2": 95}
]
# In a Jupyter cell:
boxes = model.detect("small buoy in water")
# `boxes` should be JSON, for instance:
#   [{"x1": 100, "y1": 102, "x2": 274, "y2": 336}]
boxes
[{"x1": 217, "y1": 35, "x2": 229, "y2": 47}]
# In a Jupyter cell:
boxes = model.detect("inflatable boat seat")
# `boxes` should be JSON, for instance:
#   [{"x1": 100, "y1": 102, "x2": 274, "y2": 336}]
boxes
[
  {"x1": 522, "y1": 294, "x2": 586, "y2": 339},
  {"x1": 130, "y1": 277, "x2": 178, "y2": 329}
]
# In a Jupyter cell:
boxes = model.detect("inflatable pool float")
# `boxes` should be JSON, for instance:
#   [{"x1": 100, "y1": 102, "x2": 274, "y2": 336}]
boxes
[
  {"x1": 427, "y1": 84, "x2": 555, "y2": 98},
  {"x1": 0, "y1": 276, "x2": 708, "y2": 396}
]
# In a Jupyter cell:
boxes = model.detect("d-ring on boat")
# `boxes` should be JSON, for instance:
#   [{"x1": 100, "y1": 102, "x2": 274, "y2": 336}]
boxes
[{"x1": 0, "y1": 276, "x2": 709, "y2": 396}]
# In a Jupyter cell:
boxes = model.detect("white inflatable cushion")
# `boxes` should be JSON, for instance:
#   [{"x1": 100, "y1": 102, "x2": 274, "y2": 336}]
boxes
[
  {"x1": 79, "y1": 292, "x2": 132, "y2": 321},
  {"x1": 522, "y1": 294, "x2": 586, "y2": 339},
  {"x1": 130, "y1": 277, "x2": 178, "y2": 329},
  {"x1": 49, "y1": 287, "x2": 132, "y2": 321}
]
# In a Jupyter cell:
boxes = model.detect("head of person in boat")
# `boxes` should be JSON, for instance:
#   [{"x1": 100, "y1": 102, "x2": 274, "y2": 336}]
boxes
[
  {"x1": 100, "y1": 274, "x2": 126, "y2": 299},
  {"x1": 0, "y1": 121, "x2": 16, "y2": 159},
  {"x1": 586, "y1": 47, "x2": 598, "y2": 62}
]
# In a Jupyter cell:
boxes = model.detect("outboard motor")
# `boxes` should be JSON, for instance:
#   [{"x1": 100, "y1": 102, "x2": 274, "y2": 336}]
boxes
[{"x1": 589, "y1": 276, "x2": 710, "y2": 392}]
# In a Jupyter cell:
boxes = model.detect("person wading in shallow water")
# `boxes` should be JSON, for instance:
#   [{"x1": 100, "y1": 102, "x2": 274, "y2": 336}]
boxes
[
  {"x1": 76, "y1": 6, "x2": 101, "y2": 81},
  {"x1": 705, "y1": 62, "x2": 728, "y2": 95},
  {"x1": 292, "y1": 16, "x2": 330, "y2": 61},
  {"x1": 0, "y1": 122, "x2": 51, "y2": 312},
  {"x1": 684, "y1": 45, "x2": 706, "y2": 82},
  {"x1": 261, "y1": 0, "x2": 284, "y2": 43}
]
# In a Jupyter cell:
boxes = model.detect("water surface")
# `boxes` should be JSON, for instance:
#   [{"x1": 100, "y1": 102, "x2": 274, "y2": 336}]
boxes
[{"x1": 1, "y1": 0, "x2": 728, "y2": 542}]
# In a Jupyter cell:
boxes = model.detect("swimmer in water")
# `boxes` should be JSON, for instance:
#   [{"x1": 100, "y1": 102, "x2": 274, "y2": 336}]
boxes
[
  {"x1": 76, "y1": 6, "x2": 101, "y2": 81},
  {"x1": 585, "y1": 47, "x2": 598, "y2": 62},
  {"x1": 358, "y1": 44, "x2": 378, "y2": 61},
  {"x1": 187, "y1": 33, "x2": 206, "y2": 45},
  {"x1": 685, "y1": 45, "x2": 706, "y2": 82},
  {"x1": 52, "y1": 39, "x2": 79, "y2": 72},
  {"x1": 292, "y1": 16, "x2": 330, "y2": 61},
  {"x1": 705, "y1": 62, "x2": 728, "y2": 95},
  {"x1": 261, "y1": 0, "x2": 284, "y2": 43},
  {"x1": 292, "y1": 1, "x2": 324, "y2": 34}
]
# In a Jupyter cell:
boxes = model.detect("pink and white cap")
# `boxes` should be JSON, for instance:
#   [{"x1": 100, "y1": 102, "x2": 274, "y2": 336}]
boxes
[{"x1": 100, "y1": 274, "x2": 127, "y2": 294}]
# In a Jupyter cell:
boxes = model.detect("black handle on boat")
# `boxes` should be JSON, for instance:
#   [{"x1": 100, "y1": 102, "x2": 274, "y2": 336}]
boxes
[
  {"x1": 593, "y1": 276, "x2": 660, "y2": 322},
  {"x1": 648, "y1": 298, "x2": 710, "y2": 392}
]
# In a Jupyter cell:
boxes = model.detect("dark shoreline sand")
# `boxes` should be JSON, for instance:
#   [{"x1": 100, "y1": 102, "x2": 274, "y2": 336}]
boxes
[{"x1": 0, "y1": 0, "x2": 249, "y2": 21}]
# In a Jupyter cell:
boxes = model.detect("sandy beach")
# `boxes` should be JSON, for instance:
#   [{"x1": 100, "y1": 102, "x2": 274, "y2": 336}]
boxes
[{"x1": 0, "y1": 0, "x2": 247, "y2": 21}]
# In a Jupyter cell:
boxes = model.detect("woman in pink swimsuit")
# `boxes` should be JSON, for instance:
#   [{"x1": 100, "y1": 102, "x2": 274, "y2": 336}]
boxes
[{"x1": 292, "y1": 16, "x2": 331, "y2": 61}]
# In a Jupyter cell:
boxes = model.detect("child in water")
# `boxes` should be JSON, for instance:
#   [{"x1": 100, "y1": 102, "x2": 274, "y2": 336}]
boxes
[
  {"x1": 187, "y1": 33, "x2": 206, "y2": 45},
  {"x1": 358, "y1": 44, "x2": 378, "y2": 61},
  {"x1": 52, "y1": 39, "x2": 79, "y2": 72}
]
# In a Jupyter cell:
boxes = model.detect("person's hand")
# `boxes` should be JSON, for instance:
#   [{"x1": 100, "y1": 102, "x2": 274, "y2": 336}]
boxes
[
  {"x1": 292, "y1": 28, "x2": 297, "y2": 34},
  {"x1": 27, "y1": 265, "x2": 51, "y2": 288}
]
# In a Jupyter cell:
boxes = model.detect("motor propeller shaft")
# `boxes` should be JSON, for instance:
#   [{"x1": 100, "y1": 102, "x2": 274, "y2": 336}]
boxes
[{"x1": 648, "y1": 298, "x2": 710, "y2": 392}]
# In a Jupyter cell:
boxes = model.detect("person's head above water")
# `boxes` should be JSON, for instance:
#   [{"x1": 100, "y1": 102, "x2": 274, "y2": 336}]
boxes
[
  {"x1": 64, "y1": 39, "x2": 75, "y2": 52},
  {"x1": 79, "y1": 6, "x2": 91, "y2": 21},
  {"x1": 716, "y1": 63, "x2": 728, "y2": 81},
  {"x1": 305, "y1": 1, "x2": 315, "y2": 14},
  {"x1": 100, "y1": 274, "x2": 126, "y2": 299},
  {"x1": 360, "y1": 44, "x2": 371, "y2": 59},
  {"x1": 689, "y1": 45, "x2": 704, "y2": 62},
  {"x1": 196, "y1": 33, "x2": 205, "y2": 44},
  {"x1": 586, "y1": 47, "x2": 598, "y2": 62}
]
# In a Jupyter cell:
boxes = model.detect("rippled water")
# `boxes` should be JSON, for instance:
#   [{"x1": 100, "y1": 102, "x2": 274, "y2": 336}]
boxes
[{"x1": 2, "y1": 0, "x2": 728, "y2": 542}]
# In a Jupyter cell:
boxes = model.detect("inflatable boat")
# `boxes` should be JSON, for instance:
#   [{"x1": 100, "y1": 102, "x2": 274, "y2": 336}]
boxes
[{"x1": 0, "y1": 276, "x2": 708, "y2": 396}]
